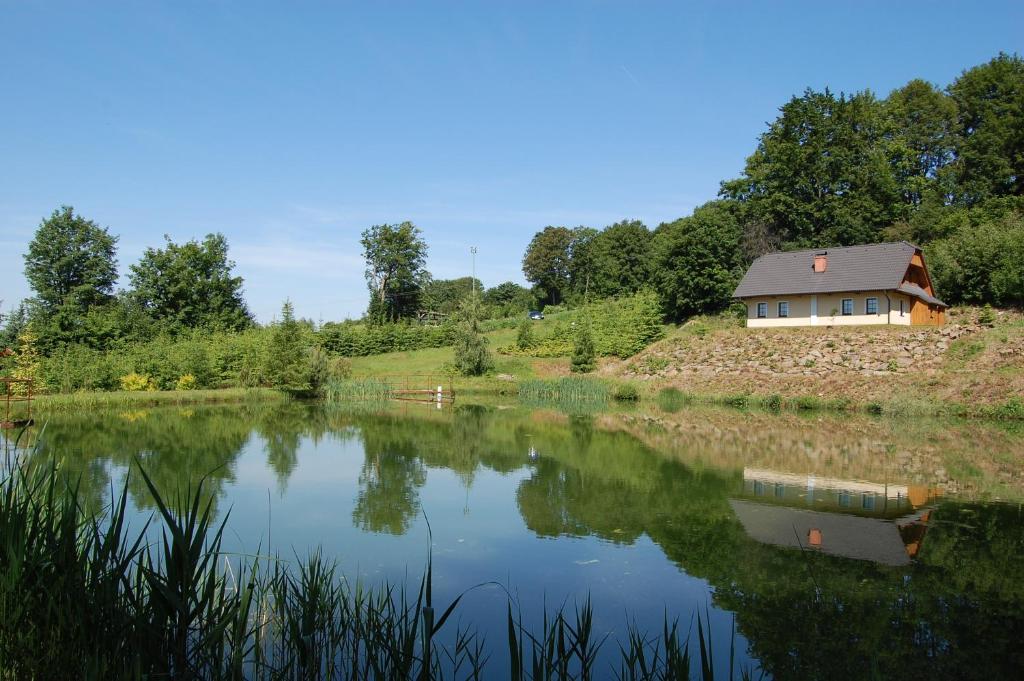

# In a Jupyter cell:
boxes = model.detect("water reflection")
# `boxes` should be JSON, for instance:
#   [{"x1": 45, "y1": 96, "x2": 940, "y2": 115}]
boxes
[{"x1": 11, "y1": 401, "x2": 1024, "y2": 679}]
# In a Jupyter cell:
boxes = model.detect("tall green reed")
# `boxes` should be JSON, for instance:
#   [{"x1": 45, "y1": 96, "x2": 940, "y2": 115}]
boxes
[{"x1": 0, "y1": 457, "x2": 759, "y2": 680}]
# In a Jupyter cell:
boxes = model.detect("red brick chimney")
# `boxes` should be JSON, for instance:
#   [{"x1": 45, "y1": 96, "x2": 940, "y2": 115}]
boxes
[{"x1": 813, "y1": 253, "x2": 827, "y2": 273}]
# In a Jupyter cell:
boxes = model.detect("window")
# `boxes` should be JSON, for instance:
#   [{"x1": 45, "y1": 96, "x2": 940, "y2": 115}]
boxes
[
  {"x1": 756, "y1": 302, "x2": 767, "y2": 318},
  {"x1": 778, "y1": 301, "x2": 789, "y2": 318},
  {"x1": 841, "y1": 298, "x2": 853, "y2": 316},
  {"x1": 866, "y1": 297, "x2": 879, "y2": 314},
  {"x1": 900, "y1": 300, "x2": 904, "y2": 317},
  {"x1": 862, "y1": 494, "x2": 876, "y2": 511}
]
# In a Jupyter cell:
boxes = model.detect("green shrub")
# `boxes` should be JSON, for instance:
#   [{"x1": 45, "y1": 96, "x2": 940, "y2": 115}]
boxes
[
  {"x1": 570, "y1": 326, "x2": 596, "y2": 373},
  {"x1": 612, "y1": 383, "x2": 640, "y2": 401},
  {"x1": 120, "y1": 372, "x2": 156, "y2": 391},
  {"x1": 867, "y1": 401, "x2": 884, "y2": 415},
  {"x1": 763, "y1": 393, "x2": 783, "y2": 412},
  {"x1": 516, "y1": 320, "x2": 536, "y2": 350},
  {"x1": 452, "y1": 301, "x2": 493, "y2": 377},
  {"x1": 979, "y1": 304, "x2": 996, "y2": 326},
  {"x1": 175, "y1": 374, "x2": 197, "y2": 391}
]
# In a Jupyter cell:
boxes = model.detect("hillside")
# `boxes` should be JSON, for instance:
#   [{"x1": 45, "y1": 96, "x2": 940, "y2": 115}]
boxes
[{"x1": 611, "y1": 308, "x2": 1024, "y2": 411}]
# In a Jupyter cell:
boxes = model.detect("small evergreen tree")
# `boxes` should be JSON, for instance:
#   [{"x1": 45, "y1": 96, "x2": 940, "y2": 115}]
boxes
[
  {"x1": 570, "y1": 324, "x2": 596, "y2": 373},
  {"x1": 516, "y1": 319, "x2": 535, "y2": 350},
  {"x1": 452, "y1": 299, "x2": 493, "y2": 376},
  {"x1": 263, "y1": 301, "x2": 310, "y2": 392},
  {"x1": 12, "y1": 326, "x2": 42, "y2": 395}
]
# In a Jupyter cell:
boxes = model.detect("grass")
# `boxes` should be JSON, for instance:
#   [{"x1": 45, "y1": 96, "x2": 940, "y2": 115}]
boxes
[
  {"x1": 0, "y1": 458, "x2": 761, "y2": 680},
  {"x1": 322, "y1": 377, "x2": 393, "y2": 402},
  {"x1": 518, "y1": 377, "x2": 609, "y2": 403},
  {"x1": 33, "y1": 387, "x2": 287, "y2": 413}
]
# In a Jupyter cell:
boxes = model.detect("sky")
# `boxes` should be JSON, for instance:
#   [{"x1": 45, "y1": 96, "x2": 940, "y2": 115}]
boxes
[{"x1": 1, "y1": 1, "x2": 1021, "y2": 323}]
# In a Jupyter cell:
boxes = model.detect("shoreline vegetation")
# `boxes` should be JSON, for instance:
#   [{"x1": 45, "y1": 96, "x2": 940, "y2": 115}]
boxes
[{"x1": 0, "y1": 459, "x2": 757, "y2": 680}]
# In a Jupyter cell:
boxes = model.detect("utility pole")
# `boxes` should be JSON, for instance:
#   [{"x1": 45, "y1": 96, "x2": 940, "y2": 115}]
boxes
[{"x1": 470, "y1": 246, "x2": 478, "y2": 301}]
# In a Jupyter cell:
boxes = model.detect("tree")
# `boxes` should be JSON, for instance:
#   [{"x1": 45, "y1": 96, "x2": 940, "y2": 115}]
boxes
[
  {"x1": 927, "y1": 207, "x2": 1024, "y2": 307},
  {"x1": 24, "y1": 206, "x2": 118, "y2": 315},
  {"x1": 361, "y1": 222, "x2": 428, "y2": 323},
  {"x1": 721, "y1": 89, "x2": 900, "y2": 247},
  {"x1": 516, "y1": 319, "x2": 536, "y2": 350},
  {"x1": 884, "y1": 79, "x2": 958, "y2": 208},
  {"x1": 129, "y1": 233, "x2": 251, "y2": 332},
  {"x1": 263, "y1": 301, "x2": 310, "y2": 392},
  {"x1": 651, "y1": 201, "x2": 746, "y2": 320},
  {"x1": 949, "y1": 53, "x2": 1024, "y2": 204},
  {"x1": 589, "y1": 220, "x2": 652, "y2": 298},
  {"x1": 421, "y1": 276, "x2": 482, "y2": 315},
  {"x1": 452, "y1": 299, "x2": 493, "y2": 376},
  {"x1": 483, "y1": 281, "x2": 535, "y2": 317},
  {"x1": 522, "y1": 226, "x2": 577, "y2": 306},
  {"x1": 570, "y1": 324, "x2": 596, "y2": 373}
]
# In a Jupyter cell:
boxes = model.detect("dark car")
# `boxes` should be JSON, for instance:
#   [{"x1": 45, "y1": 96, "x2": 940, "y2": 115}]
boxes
[{"x1": 528, "y1": 310, "x2": 544, "y2": 320}]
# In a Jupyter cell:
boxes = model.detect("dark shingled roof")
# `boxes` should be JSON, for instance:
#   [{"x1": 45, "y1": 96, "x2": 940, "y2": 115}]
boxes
[{"x1": 733, "y1": 241, "x2": 947, "y2": 307}]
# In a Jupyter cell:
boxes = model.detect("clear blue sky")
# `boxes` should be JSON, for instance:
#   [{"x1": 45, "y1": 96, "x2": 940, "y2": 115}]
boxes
[{"x1": 2, "y1": 1, "x2": 1020, "y2": 322}]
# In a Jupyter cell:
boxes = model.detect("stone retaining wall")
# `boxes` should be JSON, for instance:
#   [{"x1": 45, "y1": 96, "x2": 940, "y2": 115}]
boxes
[{"x1": 624, "y1": 324, "x2": 983, "y2": 380}]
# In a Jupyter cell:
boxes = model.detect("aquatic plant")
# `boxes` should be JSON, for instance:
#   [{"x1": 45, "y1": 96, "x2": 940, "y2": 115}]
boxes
[{"x1": 0, "y1": 459, "x2": 761, "y2": 679}]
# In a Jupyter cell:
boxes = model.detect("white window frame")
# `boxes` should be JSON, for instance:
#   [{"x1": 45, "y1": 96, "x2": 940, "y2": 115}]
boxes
[
  {"x1": 865, "y1": 297, "x2": 879, "y2": 315},
  {"x1": 778, "y1": 301, "x2": 789, "y2": 318},
  {"x1": 756, "y1": 302, "x2": 768, "y2": 318},
  {"x1": 841, "y1": 298, "x2": 853, "y2": 316}
]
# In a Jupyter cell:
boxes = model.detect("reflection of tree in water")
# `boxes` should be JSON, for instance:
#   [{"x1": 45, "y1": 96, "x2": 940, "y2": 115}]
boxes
[
  {"x1": 254, "y1": 403, "x2": 323, "y2": 493},
  {"x1": 352, "y1": 445, "x2": 426, "y2": 535},
  {"x1": 30, "y1": 406, "x2": 257, "y2": 514}
]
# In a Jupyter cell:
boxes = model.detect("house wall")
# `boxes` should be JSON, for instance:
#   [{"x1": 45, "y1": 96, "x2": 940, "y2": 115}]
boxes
[{"x1": 743, "y1": 291, "x2": 915, "y2": 328}]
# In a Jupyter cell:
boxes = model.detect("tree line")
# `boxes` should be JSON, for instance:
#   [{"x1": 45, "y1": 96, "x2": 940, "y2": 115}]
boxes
[
  {"x1": 2, "y1": 52, "x2": 1021, "y2": 362},
  {"x1": 521, "y1": 53, "x2": 1024, "y2": 317}
]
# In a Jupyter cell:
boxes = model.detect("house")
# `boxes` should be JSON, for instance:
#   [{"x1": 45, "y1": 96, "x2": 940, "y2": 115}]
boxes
[{"x1": 733, "y1": 241, "x2": 948, "y2": 328}]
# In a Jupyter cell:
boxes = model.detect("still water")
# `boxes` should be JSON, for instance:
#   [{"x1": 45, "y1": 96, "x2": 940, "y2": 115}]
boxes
[{"x1": 15, "y1": 400, "x2": 1024, "y2": 679}]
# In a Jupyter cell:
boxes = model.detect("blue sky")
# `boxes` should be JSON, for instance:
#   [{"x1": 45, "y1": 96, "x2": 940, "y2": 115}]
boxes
[{"x1": 2, "y1": 1, "x2": 1020, "y2": 323}]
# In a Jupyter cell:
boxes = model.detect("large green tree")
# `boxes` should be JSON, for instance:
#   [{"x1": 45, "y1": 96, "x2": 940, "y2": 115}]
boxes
[
  {"x1": 949, "y1": 52, "x2": 1024, "y2": 204},
  {"x1": 360, "y1": 222, "x2": 428, "y2": 323},
  {"x1": 522, "y1": 226, "x2": 579, "y2": 306},
  {"x1": 651, "y1": 201, "x2": 746, "y2": 320},
  {"x1": 589, "y1": 220, "x2": 652, "y2": 298},
  {"x1": 421, "y1": 276, "x2": 482, "y2": 315},
  {"x1": 129, "y1": 233, "x2": 251, "y2": 332},
  {"x1": 24, "y1": 206, "x2": 119, "y2": 314},
  {"x1": 884, "y1": 79, "x2": 959, "y2": 210},
  {"x1": 722, "y1": 89, "x2": 900, "y2": 247},
  {"x1": 23, "y1": 206, "x2": 119, "y2": 346}
]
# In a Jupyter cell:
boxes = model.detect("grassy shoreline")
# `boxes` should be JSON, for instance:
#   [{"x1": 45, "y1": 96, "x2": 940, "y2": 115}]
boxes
[{"x1": 31, "y1": 387, "x2": 288, "y2": 413}]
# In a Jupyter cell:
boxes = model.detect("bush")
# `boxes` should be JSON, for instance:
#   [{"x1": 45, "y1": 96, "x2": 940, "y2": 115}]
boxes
[
  {"x1": 120, "y1": 373, "x2": 156, "y2": 391},
  {"x1": 498, "y1": 291, "x2": 664, "y2": 359},
  {"x1": 612, "y1": 383, "x2": 640, "y2": 401},
  {"x1": 175, "y1": 374, "x2": 197, "y2": 391},
  {"x1": 979, "y1": 304, "x2": 996, "y2": 326},
  {"x1": 452, "y1": 301, "x2": 493, "y2": 377},
  {"x1": 570, "y1": 326, "x2": 596, "y2": 373},
  {"x1": 763, "y1": 393, "x2": 783, "y2": 412},
  {"x1": 516, "y1": 320, "x2": 536, "y2": 350}
]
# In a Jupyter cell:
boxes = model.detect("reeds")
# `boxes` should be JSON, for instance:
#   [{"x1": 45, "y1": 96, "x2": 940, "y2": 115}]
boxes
[
  {"x1": 518, "y1": 377, "x2": 609, "y2": 403},
  {"x1": 34, "y1": 387, "x2": 286, "y2": 413},
  {"x1": 0, "y1": 459, "x2": 759, "y2": 680}
]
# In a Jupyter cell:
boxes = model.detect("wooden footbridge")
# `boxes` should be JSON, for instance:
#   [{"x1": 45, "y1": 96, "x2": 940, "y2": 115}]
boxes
[{"x1": 378, "y1": 374, "x2": 456, "y2": 404}]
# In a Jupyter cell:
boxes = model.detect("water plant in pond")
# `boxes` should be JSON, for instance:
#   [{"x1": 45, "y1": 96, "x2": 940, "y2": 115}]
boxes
[
  {"x1": 0, "y1": 459, "x2": 761, "y2": 680},
  {"x1": 518, "y1": 377, "x2": 608, "y2": 403},
  {"x1": 323, "y1": 378, "x2": 393, "y2": 402}
]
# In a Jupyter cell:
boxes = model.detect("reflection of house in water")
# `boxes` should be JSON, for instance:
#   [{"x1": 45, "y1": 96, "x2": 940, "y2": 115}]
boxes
[{"x1": 731, "y1": 468, "x2": 938, "y2": 566}]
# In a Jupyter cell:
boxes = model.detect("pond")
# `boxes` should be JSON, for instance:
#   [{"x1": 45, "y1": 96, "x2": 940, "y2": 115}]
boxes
[{"x1": 10, "y1": 400, "x2": 1024, "y2": 679}]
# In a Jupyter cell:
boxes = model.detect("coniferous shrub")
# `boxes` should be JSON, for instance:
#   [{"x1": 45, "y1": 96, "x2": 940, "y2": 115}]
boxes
[
  {"x1": 452, "y1": 300, "x2": 493, "y2": 376},
  {"x1": 570, "y1": 325, "x2": 596, "y2": 373},
  {"x1": 516, "y1": 320, "x2": 536, "y2": 350}
]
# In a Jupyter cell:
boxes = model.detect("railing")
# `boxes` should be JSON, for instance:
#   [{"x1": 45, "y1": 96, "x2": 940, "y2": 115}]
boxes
[
  {"x1": 1, "y1": 378, "x2": 34, "y2": 429},
  {"x1": 369, "y1": 374, "x2": 456, "y2": 404}
]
